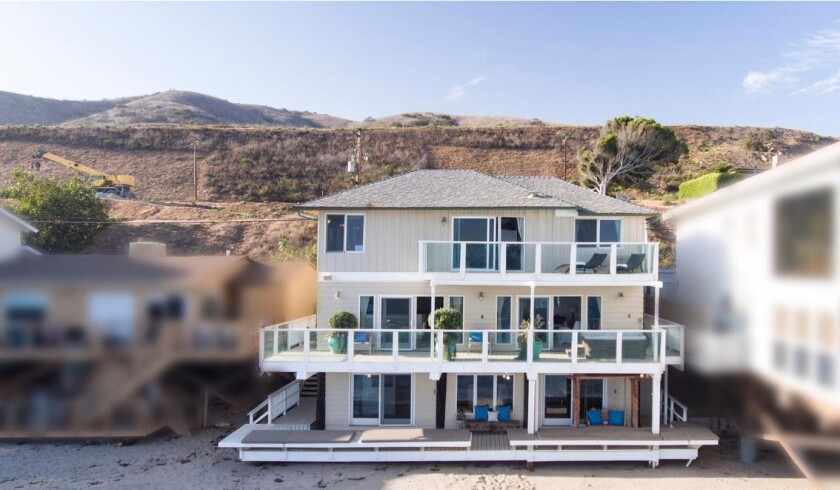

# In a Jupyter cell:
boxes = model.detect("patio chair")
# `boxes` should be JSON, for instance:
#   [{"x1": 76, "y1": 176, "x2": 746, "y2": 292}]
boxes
[
  {"x1": 576, "y1": 253, "x2": 607, "y2": 274},
  {"x1": 468, "y1": 331, "x2": 483, "y2": 353},
  {"x1": 617, "y1": 253, "x2": 646, "y2": 273},
  {"x1": 354, "y1": 331, "x2": 377, "y2": 354}
]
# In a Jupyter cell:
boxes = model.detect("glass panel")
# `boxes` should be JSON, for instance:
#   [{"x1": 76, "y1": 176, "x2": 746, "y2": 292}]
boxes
[
  {"x1": 496, "y1": 297, "x2": 511, "y2": 344},
  {"x1": 622, "y1": 332, "x2": 656, "y2": 362},
  {"x1": 575, "y1": 244, "x2": 612, "y2": 274},
  {"x1": 500, "y1": 217, "x2": 524, "y2": 271},
  {"x1": 552, "y1": 297, "x2": 581, "y2": 331},
  {"x1": 414, "y1": 296, "x2": 442, "y2": 351},
  {"x1": 575, "y1": 219, "x2": 597, "y2": 242},
  {"x1": 504, "y1": 243, "x2": 535, "y2": 273},
  {"x1": 456, "y1": 375, "x2": 474, "y2": 413},
  {"x1": 326, "y1": 215, "x2": 345, "y2": 252},
  {"x1": 346, "y1": 215, "x2": 365, "y2": 252},
  {"x1": 448, "y1": 296, "x2": 464, "y2": 315},
  {"x1": 580, "y1": 332, "x2": 616, "y2": 362},
  {"x1": 496, "y1": 376, "x2": 514, "y2": 408},
  {"x1": 424, "y1": 243, "x2": 455, "y2": 272},
  {"x1": 599, "y1": 219, "x2": 621, "y2": 243},
  {"x1": 587, "y1": 297, "x2": 602, "y2": 330},
  {"x1": 540, "y1": 243, "x2": 572, "y2": 274},
  {"x1": 476, "y1": 375, "x2": 494, "y2": 407},
  {"x1": 453, "y1": 218, "x2": 493, "y2": 270},
  {"x1": 353, "y1": 374, "x2": 379, "y2": 419},
  {"x1": 616, "y1": 243, "x2": 654, "y2": 274},
  {"x1": 381, "y1": 375, "x2": 412, "y2": 425},
  {"x1": 544, "y1": 375, "x2": 572, "y2": 421},
  {"x1": 380, "y1": 298, "x2": 411, "y2": 350},
  {"x1": 774, "y1": 188, "x2": 834, "y2": 278}
]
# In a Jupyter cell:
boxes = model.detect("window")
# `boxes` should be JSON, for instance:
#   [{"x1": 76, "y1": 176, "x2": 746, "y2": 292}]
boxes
[
  {"x1": 774, "y1": 189, "x2": 834, "y2": 278},
  {"x1": 587, "y1": 296, "x2": 602, "y2": 330},
  {"x1": 496, "y1": 296, "x2": 512, "y2": 344},
  {"x1": 575, "y1": 219, "x2": 622, "y2": 243},
  {"x1": 326, "y1": 214, "x2": 365, "y2": 253},
  {"x1": 352, "y1": 374, "x2": 412, "y2": 425},
  {"x1": 456, "y1": 375, "x2": 514, "y2": 413}
]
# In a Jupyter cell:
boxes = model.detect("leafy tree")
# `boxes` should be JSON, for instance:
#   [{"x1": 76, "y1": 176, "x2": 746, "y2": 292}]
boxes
[
  {"x1": 2, "y1": 169, "x2": 109, "y2": 252},
  {"x1": 577, "y1": 116, "x2": 684, "y2": 195}
]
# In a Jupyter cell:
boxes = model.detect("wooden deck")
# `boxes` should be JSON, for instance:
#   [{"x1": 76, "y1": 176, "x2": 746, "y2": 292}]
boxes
[
  {"x1": 220, "y1": 424, "x2": 718, "y2": 466},
  {"x1": 269, "y1": 397, "x2": 316, "y2": 430}
]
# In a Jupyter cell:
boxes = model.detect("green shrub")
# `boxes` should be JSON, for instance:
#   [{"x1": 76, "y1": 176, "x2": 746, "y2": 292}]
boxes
[
  {"x1": 705, "y1": 161, "x2": 736, "y2": 175},
  {"x1": 678, "y1": 171, "x2": 742, "y2": 200},
  {"x1": 328, "y1": 311, "x2": 358, "y2": 329},
  {"x1": 429, "y1": 308, "x2": 462, "y2": 331}
]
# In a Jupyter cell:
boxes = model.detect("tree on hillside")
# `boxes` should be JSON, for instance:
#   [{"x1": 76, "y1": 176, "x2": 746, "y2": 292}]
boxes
[
  {"x1": 1, "y1": 169, "x2": 109, "y2": 252},
  {"x1": 577, "y1": 116, "x2": 684, "y2": 195}
]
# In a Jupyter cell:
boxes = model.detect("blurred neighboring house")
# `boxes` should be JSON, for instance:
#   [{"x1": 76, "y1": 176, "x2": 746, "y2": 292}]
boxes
[
  {"x1": 0, "y1": 242, "x2": 316, "y2": 438},
  {"x1": 664, "y1": 142, "x2": 840, "y2": 452},
  {"x1": 0, "y1": 206, "x2": 38, "y2": 260}
]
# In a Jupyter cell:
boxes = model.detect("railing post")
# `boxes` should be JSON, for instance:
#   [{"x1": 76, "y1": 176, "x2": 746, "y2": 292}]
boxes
[
  {"x1": 500, "y1": 244, "x2": 507, "y2": 274},
  {"x1": 535, "y1": 243, "x2": 542, "y2": 275},
  {"x1": 482, "y1": 331, "x2": 489, "y2": 363},
  {"x1": 527, "y1": 329, "x2": 534, "y2": 364},
  {"x1": 653, "y1": 242, "x2": 659, "y2": 277},
  {"x1": 610, "y1": 243, "x2": 618, "y2": 276},
  {"x1": 347, "y1": 331, "x2": 354, "y2": 366},
  {"x1": 303, "y1": 330, "x2": 311, "y2": 366},
  {"x1": 616, "y1": 331, "x2": 623, "y2": 364},
  {"x1": 571, "y1": 331, "x2": 578, "y2": 363},
  {"x1": 570, "y1": 244, "x2": 577, "y2": 276},
  {"x1": 460, "y1": 243, "x2": 467, "y2": 276},
  {"x1": 392, "y1": 331, "x2": 399, "y2": 362},
  {"x1": 436, "y1": 331, "x2": 444, "y2": 362},
  {"x1": 273, "y1": 326, "x2": 279, "y2": 357},
  {"x1": 659, "y1": 330, "x2": 666, "y2": 363}
]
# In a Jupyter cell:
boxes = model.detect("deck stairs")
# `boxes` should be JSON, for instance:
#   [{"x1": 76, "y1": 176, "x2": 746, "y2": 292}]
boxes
[{"x1": 300, "y1": 376, "x2": 319, "y2": 398}]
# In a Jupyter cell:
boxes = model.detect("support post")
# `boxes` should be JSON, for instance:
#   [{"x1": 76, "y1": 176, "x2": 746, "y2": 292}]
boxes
[
  {"x1": 527, "y1": 376, "x2": 537, "y2": 434},
  {"x1": 632, "y1": 376, "x2": 640, "y2": 428},
  {"x1": 430, "y1": 282, "x2": 436, "y2": 359},
  {"x1": 573, "y1": 376, "x2": 581, "y2": 427},
  {"x1": 651, "y1": 373, "x2": 662, "y2": 434},
  {"x1": 663, "y1": 367, "x2": 669, "y2": 425}
]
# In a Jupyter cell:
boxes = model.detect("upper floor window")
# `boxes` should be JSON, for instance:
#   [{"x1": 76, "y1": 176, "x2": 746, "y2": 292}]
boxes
[
  {"x1": 326, "y1": 214, "x2": 365, "y2": 253},
  {"x1": 774, "y1": 188, "x2": 834, "y2": 279},
  {"x1": 575, "y1": 218, "x2": 621, "y2": 243}
]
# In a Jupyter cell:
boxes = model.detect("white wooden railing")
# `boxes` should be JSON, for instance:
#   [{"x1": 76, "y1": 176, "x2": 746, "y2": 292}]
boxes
[
  {"x1": 665, "y1": 394, "x2": 689, "y2": 426},
  {"x1": 248, "y1": 380, "x2": 301, "y2": 424}
]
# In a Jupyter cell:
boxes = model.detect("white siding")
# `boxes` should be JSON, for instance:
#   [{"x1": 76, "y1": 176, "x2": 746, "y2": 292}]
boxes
[
  {"x1": 414, "y1": 375, "x2": 437, "y2": 428},
  {"x1": 324, "y1": 373, "x2": 350, "y2": 429},
  {"x1": 318, "y1": 210, "x2": 648, "y2": 273}
]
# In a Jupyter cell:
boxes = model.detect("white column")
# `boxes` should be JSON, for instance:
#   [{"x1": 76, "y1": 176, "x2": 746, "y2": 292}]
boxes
[
  {"x1": 529, "y1": 284, "x2": 535, "y2": 326},
  {"x1": 651, "y1": 372, "x2": 662, "y2": 434},
  {"x1": 430, "y1": 282, "x2": 436, "y2": 358},
  {"x1": 663, "y1": 367, "x2": 669, "y2": 425},
  {"x1": 654, "y1": 285, "x2": 661, "y2": 329},
  {"x1": 527, "y1": 375, "x2": 537, "y2": 434}
]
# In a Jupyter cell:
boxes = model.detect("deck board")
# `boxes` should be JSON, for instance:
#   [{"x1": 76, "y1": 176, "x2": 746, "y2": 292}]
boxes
[{"x1": 270, "y1": 397, "x2": 316, "y2": 429}]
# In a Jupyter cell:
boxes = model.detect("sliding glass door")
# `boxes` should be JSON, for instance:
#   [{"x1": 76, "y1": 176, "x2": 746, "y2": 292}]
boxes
[
  {"x1": 352, "y1": 374, "x2": 412, "y2": 426},
  {"x1": 380, "y1": 297, "x2": 411, "y2": 350},
  {"x1": 518, "y1": 297, "x2": 549, "y2": 343},
  {"x1": 543, "y1": 375, "x2": 573, "y2": 426},
  {"x1": 452, "y1": 217, "x2": 496, "y2": 271}
]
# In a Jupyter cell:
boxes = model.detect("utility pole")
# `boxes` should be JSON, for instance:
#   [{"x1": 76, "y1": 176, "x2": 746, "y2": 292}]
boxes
[
  {"x1": 191, "y1": 136, "x2": 198, "y2": 202},
  {"x1": 562, "y1": 137, "x2": 569, "y2": 181},
  {"x1": 347, "y1": 129, "x2": 368, "y2": 186}
]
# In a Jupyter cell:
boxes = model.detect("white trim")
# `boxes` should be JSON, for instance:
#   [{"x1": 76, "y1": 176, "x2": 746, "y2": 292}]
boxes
[
  {"x1": 541, "y1": 374, "x2": 573, "y2": 427},
  {"x1": 0, "y1": 206, "x2": 37, "y2": 233}
]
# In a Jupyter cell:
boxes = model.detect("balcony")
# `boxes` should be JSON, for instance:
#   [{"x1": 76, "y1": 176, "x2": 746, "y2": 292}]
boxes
[
  {"x1": 419, "y1": 241, "x2": 658, "y2": 283},
  {"x1": 260, "y1": 316, "x2": 682, "y2": 376}
]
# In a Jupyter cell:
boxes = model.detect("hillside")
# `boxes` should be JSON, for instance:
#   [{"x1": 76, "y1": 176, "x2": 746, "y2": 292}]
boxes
[
  {"x1": 0, "y1": 91, "x2": 138, "y2": 126},
  {"x1": 0, "y1": 124, "x2": 833, "y2": 260}
]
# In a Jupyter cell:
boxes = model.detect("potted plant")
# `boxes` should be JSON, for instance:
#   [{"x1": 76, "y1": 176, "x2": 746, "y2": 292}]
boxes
[
  {"x1": 517, "y1": 315, "x2": 544, "y2": 360},
  {"x1": 326, "y1": 311, "x2": 357, "y2": 354},
  {"x1": 429, "y1": 307, "x2": 463, "y2": 361}
]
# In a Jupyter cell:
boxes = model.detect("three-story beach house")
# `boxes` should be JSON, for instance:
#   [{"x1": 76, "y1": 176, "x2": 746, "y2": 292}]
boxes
[{"x1": 221, "y1": 170, "x2": 717, "y2": 466}]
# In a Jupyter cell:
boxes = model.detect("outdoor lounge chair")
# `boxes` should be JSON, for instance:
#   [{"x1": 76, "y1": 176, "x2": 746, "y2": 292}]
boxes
[
  {"x1": 468, "y1": 331, "x2": 483, "y2": 353},
  {"x1": 617, "y1": 253, "x2": 646, "y2": 273},
  {"x1": 576, "y1": 253, "x2": 607, "y2": 274},
  {"x1": 354, "y1": 331, "x2": 376, "y2": 354}
]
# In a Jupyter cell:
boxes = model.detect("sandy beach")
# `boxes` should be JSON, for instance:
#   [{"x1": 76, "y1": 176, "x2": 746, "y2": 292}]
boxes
[{"x1": 0, "y1": 422, "x2": 817, "y2": 490}]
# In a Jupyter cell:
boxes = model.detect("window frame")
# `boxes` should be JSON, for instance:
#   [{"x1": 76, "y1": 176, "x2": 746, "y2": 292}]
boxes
[
  {"x1": 456, "y1": 374, "x2": 516, "y2": 414},
  {"x1": 349, "y1": 373, "x2": 415, "y2": 426},
  {"x1": 325, "y1": 213, "x2": 366, "y2": 254},
  {"x1": 574, "y1": 218, "x2": 623, "y2": 244}
]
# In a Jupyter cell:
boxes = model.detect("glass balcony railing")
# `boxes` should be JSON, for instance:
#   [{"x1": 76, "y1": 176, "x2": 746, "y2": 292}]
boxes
[
  {"x1": 260, "y1": 324, "x2": 671, "y2": 367},
  {"x1": 419, "y1": 241, "x2": 658, "y2": 278}
]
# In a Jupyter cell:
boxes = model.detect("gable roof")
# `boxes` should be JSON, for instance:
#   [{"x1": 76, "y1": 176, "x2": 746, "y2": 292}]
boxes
[
  {"x1": 0, "y1": 206, "x2": 37, "y2": 233},
  {"x1": 296, "y1": 170, "x2": 654, "y2": 215}
]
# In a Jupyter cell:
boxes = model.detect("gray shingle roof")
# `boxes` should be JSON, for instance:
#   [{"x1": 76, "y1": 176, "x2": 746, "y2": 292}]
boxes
[
  {"x1": 498, "y1": 176, "x2": 655, "y2": 215},
  {"x1": 297, "y1": 170, "x2": 654, "y2": 215}
]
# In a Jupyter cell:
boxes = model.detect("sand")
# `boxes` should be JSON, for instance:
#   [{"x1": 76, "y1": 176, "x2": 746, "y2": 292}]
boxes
[{"x1": 0, "y1": 425, "x2": 818, "y2": 490}]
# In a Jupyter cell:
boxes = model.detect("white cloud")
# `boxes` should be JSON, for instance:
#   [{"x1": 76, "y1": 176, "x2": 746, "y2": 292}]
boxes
[
  {"x1": 742, "y1": 26, "x2": 840, "y2": 96},
  {"x1": 445, "y1": 77, "x2": 485, "y2": 101}
]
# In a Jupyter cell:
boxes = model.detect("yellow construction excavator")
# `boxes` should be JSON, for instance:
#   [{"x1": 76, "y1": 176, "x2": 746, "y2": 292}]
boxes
[{"x1": 31, "y1": 149, "x2": 136, "y2": 198}]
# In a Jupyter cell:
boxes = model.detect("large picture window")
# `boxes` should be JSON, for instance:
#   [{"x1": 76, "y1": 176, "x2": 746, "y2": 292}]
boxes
[
  {"x1": 774, "y1": 189, "x2": 834, "y2": 278},
  {"x1": 575, "y1": 218, "x2": 621, "y2": 243},
  {"x1": 326, "y1": 214, "x2": 365, "y2": 253},
  {"x1": 456, "y1": 375, "x2": 514, "y2": 413}
]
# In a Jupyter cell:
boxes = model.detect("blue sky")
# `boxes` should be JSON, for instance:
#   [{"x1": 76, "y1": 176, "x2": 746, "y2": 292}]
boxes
[{"x1": 1, "y1": 2, "x2": 839, "y2": 134}]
